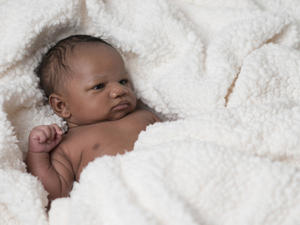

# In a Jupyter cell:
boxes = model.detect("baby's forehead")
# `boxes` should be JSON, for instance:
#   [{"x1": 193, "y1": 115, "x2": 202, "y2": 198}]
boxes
[
  {"x1": 67, "y1": 42, "x2": 114, "y2": 63},
  {"x1": 70, "y1": 42, "x2": 123, "y2": 64},
  {"x1": 72, "y1": 41, "x2": 110, "y2": 53},
  {"x1": 65, "y1": 42, "x2": 125, "y2": 78}
]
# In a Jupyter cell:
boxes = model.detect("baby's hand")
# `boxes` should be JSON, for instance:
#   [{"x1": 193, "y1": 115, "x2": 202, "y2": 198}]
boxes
[{"x1": 29, "y1": 124, "x2": 63, "y2": 153}]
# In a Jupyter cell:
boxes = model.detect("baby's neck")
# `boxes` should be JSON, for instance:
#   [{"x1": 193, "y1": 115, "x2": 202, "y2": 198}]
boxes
[
  {"x1": 66, "y1": 110, "x2": 136, "y2": 129},
  {"x1": 66, "y1": 120, "x2": 106, "y2": 129}
]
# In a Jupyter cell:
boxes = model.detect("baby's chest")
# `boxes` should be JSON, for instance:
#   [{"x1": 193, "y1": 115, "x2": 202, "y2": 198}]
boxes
[
  {"x1": 88, "y1": 131, "x2": 135, "y2": 156},
  {"x1": 78, "y1": 124, "x2": 143, "y2": 168},
  {"x1": 74, "y1": 112, "x2": 153, "y2": 178}
]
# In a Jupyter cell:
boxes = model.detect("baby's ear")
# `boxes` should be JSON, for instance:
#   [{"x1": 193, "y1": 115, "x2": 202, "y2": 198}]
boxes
[{"x1": 49, "y1": 93, "x2": 71, "y2": 119}]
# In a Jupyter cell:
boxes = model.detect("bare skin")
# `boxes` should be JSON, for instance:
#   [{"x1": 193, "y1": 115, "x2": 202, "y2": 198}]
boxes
[{"x1": 26, "y1": 42, "x2": 160, "y2": 202}]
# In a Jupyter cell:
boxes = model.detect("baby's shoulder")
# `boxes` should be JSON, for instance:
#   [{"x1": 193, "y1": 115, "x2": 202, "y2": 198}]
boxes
[
  {"x1": 126, "y1": 109, "x2": 161, "y2": 123},
  {"x1": 62, "y1": 125, "x2": 98, "y2": 145},
  {"x1": 52, "y1": 128, "x2": 92, "y2": 164},
  {"x1": 56, "y1": 128, "x2": 89, "y2": 154}
]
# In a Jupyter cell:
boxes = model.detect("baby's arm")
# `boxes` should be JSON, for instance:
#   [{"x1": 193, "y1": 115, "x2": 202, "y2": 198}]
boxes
[{"x1": 26, "y1": 124, "x2": 74, "y2": 201}]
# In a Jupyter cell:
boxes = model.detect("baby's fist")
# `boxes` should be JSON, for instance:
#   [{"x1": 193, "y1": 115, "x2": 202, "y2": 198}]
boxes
[{"x1": 29, "y1": 124, "x2": 63, "y2": 153}]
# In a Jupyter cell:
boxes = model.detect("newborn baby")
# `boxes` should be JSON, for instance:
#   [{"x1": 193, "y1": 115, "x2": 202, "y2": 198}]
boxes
[{"x1": 26, "y1": 35, "x2": 160, "y2": 202}]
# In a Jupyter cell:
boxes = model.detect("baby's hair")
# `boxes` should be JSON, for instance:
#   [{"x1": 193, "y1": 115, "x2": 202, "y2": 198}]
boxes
[{"x1": 35, "y1": 34, "x2": 111, "y2": 98}]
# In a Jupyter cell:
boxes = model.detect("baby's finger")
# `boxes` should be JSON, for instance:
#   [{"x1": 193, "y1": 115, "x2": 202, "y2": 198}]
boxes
[
  {"x1": 47, "y1": 125, "x2": 56, "y2": 141},
  {"x1": 31, "y1": 129, "x2": 47, "y2": 143},
  {"x1": 51, "y1": 124, "x2": 63, "y2": 136},
  {"x1": 53, "y1": 133, "x2": 63, "y2": 145},
  {"x1": 46, "y1": 125, "x2": 56, "y2": 141},
  {"x1": 49, "y1": 125, "x2": 61, "y2": 142},
  {"x1": 38, "y1": 125, "x2": 53, "y2": 141}
]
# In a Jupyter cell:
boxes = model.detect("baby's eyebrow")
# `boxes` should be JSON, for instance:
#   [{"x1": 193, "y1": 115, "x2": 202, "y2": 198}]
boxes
[{"x1": 86, "y1": 75, "x2": 107, "y2": 84}]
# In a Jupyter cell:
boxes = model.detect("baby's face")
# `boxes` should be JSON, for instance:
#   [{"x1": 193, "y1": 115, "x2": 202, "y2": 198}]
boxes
[{"x1": 63, "y1": 42, "x2": 137, "y2": 126}]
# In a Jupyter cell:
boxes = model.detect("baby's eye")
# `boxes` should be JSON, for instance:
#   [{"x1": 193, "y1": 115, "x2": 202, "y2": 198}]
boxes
[
  {"x1": 93, "y1": 83, "x2": 105, "y2": 90},
  {"x1": 119, "y1": 79, "x2": 128, "y2": 85}
]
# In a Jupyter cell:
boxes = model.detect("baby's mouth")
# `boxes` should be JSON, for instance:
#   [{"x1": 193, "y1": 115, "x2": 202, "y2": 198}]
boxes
[{"x1": 111, "y1": 101, "x2": 130, "y2": 112}]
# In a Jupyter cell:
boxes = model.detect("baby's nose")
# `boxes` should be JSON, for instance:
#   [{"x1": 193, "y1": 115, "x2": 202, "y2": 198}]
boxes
[{"x1": 109, "y1": 83, "x2": 128, "y2": 98}]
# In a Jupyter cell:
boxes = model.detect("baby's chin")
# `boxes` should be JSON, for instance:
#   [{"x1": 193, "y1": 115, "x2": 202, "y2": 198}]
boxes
[
  {"x1": 109, "y1": 107, "x2": 136, "y2": 121},
  {"x1": 70, "y1": 104, "x2": 137, "y2": 126}
]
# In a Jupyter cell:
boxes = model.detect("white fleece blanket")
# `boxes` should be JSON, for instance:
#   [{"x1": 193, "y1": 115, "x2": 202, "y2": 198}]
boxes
[{"x1": 0, "y1": 0, "x2": 300, "y2": 224}]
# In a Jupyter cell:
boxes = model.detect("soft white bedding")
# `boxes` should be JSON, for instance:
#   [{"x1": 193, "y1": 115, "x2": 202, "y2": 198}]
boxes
[{"x1": 0, "y1": 0, "x2": 300, "y2": 224}]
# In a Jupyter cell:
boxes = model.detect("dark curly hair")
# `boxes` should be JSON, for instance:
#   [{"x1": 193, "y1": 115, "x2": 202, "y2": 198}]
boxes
[{"x1": 35, "y1": 34, "x2": 111, "y2": 97}]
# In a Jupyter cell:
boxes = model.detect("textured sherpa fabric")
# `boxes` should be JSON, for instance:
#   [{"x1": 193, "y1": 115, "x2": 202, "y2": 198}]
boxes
[{"x1": 0, "y1": 0, "x2": 300, "y2": 225}]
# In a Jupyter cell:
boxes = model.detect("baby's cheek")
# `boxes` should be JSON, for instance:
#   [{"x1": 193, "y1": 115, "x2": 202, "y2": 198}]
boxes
[{"x1": 132, "y1": 95, "x2": 137, "y2": 108}]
